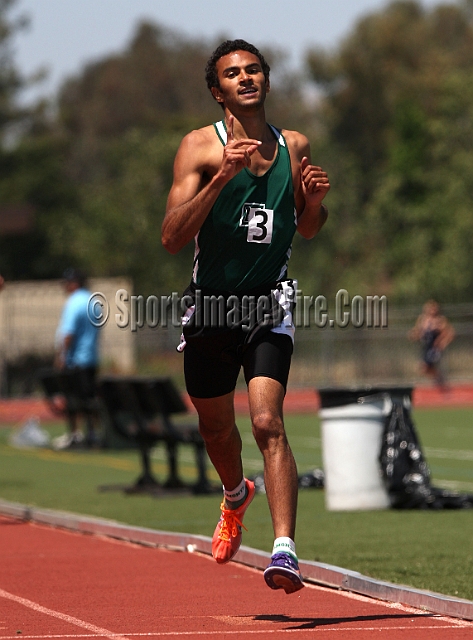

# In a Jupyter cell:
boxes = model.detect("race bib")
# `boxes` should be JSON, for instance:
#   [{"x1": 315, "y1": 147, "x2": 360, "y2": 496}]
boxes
[{"x1": 240, "y1": 202, "x2": 274, "y2": 244}]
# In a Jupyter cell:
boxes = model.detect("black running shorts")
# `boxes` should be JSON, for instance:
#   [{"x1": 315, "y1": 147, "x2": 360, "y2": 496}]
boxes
[
  {"x1": 64, "y1": 366, "x2": 98, "y2": 415},
  {"x1": 183, "y1": 328, "x2": 293, "y2": 399}
]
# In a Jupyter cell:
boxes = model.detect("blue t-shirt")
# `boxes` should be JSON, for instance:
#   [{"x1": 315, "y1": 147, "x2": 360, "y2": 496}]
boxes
[{"x1": 58, "y1": 288, "x2": 99, "y2": 367}]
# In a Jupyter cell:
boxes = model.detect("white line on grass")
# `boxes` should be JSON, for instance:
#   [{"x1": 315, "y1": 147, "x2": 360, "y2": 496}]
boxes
[
  {"x1": 425, "y1": 447, "x2": 473, "y2": 462},
  {"x1": 432, "y1": 479, "x2": 473, "y2": 492}
]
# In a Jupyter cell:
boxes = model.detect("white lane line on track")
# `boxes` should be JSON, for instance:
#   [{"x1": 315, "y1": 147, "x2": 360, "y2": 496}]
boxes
[
  {"x1": 318, "y1": 593, "x2": 473, "y2": 628},
  {"x1": 0, "y1": 626, "x2": 466, "y2": 638},
  {"x1": 187, "y1": 553, "x2": 473, "y2": 629},
  {"x1": 0, "y1": 588, "x2": 130, "y2": 640},
  {"x1": 301, "y1": 578, "x2": 473, "y2": 628},
  {"x1": 209, "y1": 562, "x2": 473, "y2": 629}
]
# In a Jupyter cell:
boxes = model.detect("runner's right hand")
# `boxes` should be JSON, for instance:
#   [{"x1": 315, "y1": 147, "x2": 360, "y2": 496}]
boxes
[{"x1": 218, "y1": 115, "x2": 261, "y2": 182}]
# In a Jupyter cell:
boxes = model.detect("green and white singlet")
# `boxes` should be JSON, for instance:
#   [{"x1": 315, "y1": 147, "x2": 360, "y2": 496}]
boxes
[{"x1": 192, "y1": 121, "x2": 297, "y2": 291}]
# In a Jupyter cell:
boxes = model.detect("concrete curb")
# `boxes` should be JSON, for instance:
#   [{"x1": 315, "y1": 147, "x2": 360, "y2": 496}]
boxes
[{"x1": 1, "y1": 498, "x2": 472, "y2": 622}]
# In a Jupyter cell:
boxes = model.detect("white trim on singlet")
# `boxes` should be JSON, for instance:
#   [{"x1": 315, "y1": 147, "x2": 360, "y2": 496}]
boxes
[
  {"x1": 215, "y1": 121, "x2": 285, "y2": 147},
  {"x1": 269, "y1": 124, "x2": 286, "y2": 147},
  {"x1": 215, "y1": 120, "x2": 227, "y2": 143}
]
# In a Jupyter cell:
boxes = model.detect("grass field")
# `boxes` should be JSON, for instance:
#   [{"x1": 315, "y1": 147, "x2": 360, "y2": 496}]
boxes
[{"x1": 0, "y1": 406, "x2": 472, "y2": 600}]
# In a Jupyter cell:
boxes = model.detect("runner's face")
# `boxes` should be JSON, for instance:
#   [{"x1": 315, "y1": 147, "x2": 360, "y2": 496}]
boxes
[{"x1": 212, "y1": 50, "x2": 269, "y2": 110}]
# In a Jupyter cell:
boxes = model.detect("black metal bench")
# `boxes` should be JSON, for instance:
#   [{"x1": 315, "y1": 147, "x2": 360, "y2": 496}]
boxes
[
  {"x1": 38, "y1": 369, "x2": 213, "y2": 495},
  {"x1": 98, "y1": 375, "x2": 212, "y2": 495}
]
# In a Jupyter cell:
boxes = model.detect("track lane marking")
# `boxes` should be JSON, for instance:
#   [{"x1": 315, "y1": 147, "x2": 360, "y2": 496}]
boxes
[
  {"x1": 0, "y1": 588, "x2": 130, "y2": 640},
  {"x1": 0, "y1": 625, "x2": 466, "y2": 637},
  {"x1": 300, "y1": 576, "x2": 473, "y2": 627}
]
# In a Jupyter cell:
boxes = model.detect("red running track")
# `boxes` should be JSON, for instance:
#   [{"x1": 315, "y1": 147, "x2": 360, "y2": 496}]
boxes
[
  {"x1": 1, "y1": 384, "x2": 473, "y2": 424},
  {"x1": 0, "y1": 515, "x2": 472, "y2": 640}
]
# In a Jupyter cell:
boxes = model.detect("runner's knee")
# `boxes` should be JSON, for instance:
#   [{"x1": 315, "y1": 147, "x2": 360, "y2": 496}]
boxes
[
  {"x1": 252, "y1": 412, "x2": 285, "y2": 450},
  {"x1": 199, "y1": 418, "x2": 238, "y2": 447}
]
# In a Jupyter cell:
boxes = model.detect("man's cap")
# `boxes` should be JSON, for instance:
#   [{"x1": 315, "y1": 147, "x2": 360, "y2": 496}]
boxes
[{"x1": 62, "y1": 268, "x2": 86, "y2": 286}]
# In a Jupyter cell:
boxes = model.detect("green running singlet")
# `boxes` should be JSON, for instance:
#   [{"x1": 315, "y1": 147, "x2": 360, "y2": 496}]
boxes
[{"x1": 192, "y1": 121, "x2": 297, "y2": 291}]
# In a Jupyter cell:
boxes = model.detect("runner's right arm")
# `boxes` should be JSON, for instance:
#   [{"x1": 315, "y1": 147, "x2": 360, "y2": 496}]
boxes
[
  {"x1": 162, "y1": 117, "x2": 261, "y2": 254},
  {"x1": 162, "y1": 130, "x2": 224, "y2": 254}
]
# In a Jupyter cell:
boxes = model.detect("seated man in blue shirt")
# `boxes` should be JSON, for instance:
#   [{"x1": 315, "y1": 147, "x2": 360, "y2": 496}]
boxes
[{"x1": 54, "y1": 268, "x2": 100, "y2": 449}]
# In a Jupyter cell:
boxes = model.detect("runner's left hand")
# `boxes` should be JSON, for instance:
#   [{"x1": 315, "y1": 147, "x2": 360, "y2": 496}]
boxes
[{"x1": 301, "y1": 157, "x2": 330, "y2": 205}]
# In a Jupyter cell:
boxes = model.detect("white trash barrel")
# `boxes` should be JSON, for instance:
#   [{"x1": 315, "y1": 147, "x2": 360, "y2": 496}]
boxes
[{"x1": 318, "y1": 387, "x2": 413, "y2": 511}]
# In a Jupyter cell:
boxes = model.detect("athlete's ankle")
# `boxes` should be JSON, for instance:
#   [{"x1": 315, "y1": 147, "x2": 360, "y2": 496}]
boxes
[
  {"x1": 272, "y1": 537, "x2": 298, "y2": 561},
  {"x1": 223, "y1": 478, "x2": 248, "y2": 510}
]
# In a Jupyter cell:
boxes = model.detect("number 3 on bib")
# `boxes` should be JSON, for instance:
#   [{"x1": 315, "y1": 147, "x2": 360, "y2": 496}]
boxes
[{"x1": 247, "y1": 207, "x2": 274, "y2": 244}]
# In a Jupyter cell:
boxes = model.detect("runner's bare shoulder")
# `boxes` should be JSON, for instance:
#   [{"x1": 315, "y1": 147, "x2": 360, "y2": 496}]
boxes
[
  {"x1": 175, "y1": 125, "x2": 221, "y2": 172},
  {"x1": 281, "y1": 129, "x2": 311, "y2": 160}
]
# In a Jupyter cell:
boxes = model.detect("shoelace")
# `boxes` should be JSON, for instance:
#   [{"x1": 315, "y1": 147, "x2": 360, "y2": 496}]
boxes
[
  {"x1": 217, "y1": 501, "x2": 248, "y2": 542},
  {"x1": 272, "y1": 553, "x2": 295, "y2": 566},
  {"x1": 271, "y1": 553, "x2": 301, "y2": 574}
]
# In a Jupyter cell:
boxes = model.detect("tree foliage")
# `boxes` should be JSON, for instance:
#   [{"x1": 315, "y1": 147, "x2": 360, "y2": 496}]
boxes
[
  {"x1": 0, "y1": 0, "x2": 78, "y2": 279},
  {"x1": 59, "y1": 23, "x2": 220, "y2": 144},
  {"x1": 306, "y1": 0, "x2": 473, "y2": 301},
  {"x1": 0, "y1": 0, "x2": 27, "y2": 135}
]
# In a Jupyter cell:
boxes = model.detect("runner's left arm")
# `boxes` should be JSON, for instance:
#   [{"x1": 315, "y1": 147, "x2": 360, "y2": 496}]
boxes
[{"x1": 289, "y1": 132, "x2": 330, "y2": 239}]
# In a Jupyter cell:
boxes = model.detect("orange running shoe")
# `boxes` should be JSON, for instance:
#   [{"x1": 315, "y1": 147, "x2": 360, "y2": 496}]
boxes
[{"x1": 212, "y1": 479, "x2": 255, "y2": 564}]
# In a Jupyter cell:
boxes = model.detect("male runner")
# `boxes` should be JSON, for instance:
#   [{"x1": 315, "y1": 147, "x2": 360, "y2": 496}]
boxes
[{"x1": 162, "y1": 39, "x2": 330, "y2": 593}]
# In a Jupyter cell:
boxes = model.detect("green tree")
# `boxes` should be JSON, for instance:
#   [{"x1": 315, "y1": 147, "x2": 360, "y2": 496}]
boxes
[
  {"x1": 58, "y1": 22, "x2": 221, "y2": 147},
  {"x1": 306, "y1": 0, "x2": 473, "y2": 302},
  {"x1": 0, "y1": 0, "x2": 27, "y2": 137},
  {"x1": 0, "y1": 135, "x2": 82, "y2": 279},
  {"x1": 0, "y1": 0, "x2": 82, "y2": 280},
  {"x1": 49, "y1": 129, "x2": 191, "y2": 294}
]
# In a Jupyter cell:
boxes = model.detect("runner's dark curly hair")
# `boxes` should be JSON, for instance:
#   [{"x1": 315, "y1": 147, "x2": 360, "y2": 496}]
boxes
[{"x1": 205, "y1": 39, "x2": 270, "y2": 93}]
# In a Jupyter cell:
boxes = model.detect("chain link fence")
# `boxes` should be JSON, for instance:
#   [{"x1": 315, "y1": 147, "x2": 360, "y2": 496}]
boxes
[
  {"x1": 135, "y1": 302, "x2": 473, "y2": 388},
  {"x1": 1, "y1": 280, "x2": 472, "y2": 396},
  {"x1": 0, "y1": 278, "x2": 134, "y2": 396}
]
